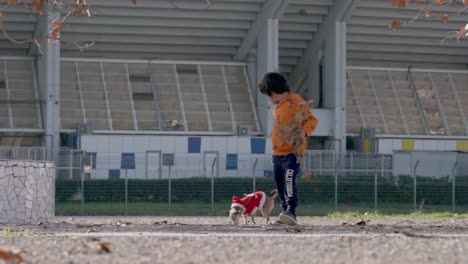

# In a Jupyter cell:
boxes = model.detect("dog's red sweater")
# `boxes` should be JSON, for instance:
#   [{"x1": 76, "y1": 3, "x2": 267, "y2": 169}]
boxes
[{"x1": 231, "y1": 191, "x2": 266, "y2": 215}]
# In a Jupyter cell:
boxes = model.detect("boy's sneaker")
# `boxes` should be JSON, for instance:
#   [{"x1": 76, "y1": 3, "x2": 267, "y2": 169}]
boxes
[
  {"x1": 279, "y1": 211, "x2": 298, "y2": 226},
  {"x1": 271, "y1": 220, "x2": 287, "y2": 225}
]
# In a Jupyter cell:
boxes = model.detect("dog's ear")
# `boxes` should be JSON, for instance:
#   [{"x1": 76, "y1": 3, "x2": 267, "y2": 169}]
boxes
[{"x1": 224, "y1": 210, "x2": 231, "y2": 215}]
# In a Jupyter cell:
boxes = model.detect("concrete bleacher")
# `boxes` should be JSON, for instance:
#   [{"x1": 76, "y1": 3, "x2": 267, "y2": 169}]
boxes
[
  {"x1": 5, "y1": 60, "x2": 40, "y2": 129},
  {"x1": 154, "y1": 64, "x2": 184, "y2": 131},
  {"x1": 33, "y1": 59, "x2": 262, "y2": 134},
  {"x1": 430, "y1": 73, "x2": 465, "y2": 136},
  {"x1": 450, "y1": 73, "x2": 468, "y2": 135},
  {"x1": 224, "y1": 65, "x2": 258, "y2": 133},
  {"x1": 346, "y1": 72, "x2": 362, "y2": 134},
  {"x1": 200, "y1": 65, "x2": 233, "y2": 132},
  {"x1": 60, "y1": 61, "x2": 82, "y2": 130},
  {"x1": 0, "y1": 61, "x2": 35, "y2": 130},
  {"x1": 412, "y1": 72, "x2": 445, "y2": 135},
  {"x1": 369, "y1": 70, "x2": 407, "y2": 135},
  {"x1": 347, "y1": 67, "x2": 468, "y2": 136},
  {"x1": 79, "y1": 62, "x2": 111, "y2": 131},
  {"x1": 7, "y1": 57, "x2": 468, "y2": 138},
  {"x1": 61, "y1": 61, "x2": 111, "y2": 131},
  {"x1": 176, "y1": 64, "x2": 209, "y2": 131},
  {"x1": 128, "y1": 63, "x2": 159, "y2": 131},
  {"x1": 392, "y1": 73, "x2": 426, "y2": 135},
  {"x1": 102, "y1": 63, "x2": 135, "y2": 131},
  {"x1": 348, "y1": 69, "x2": 387, "y2": 134}
]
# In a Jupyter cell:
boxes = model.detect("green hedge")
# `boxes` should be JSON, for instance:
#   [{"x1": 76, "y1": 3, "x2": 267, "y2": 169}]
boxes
[{"x1": 56, "y1": 175, "x2": 468, "y2": 205}]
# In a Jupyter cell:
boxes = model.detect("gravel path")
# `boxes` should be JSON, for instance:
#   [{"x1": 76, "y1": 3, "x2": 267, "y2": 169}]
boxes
[{"x1": 1, "y1": 216, "x2": 468, "y2": 264}]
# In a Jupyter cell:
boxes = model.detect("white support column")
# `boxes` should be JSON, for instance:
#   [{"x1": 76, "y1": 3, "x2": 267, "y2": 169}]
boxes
[
  {"x1": 36, "y1": 11, "x2": 61, "y2": 162},
  {"x1": 290, "y1": 0, "x2": 360, "y2": 154},
  {"x1": 234, "y1": 0, "x2": 290, "y2": 61},
  {"x1": 256, "y1": 18, "x2": 278, "y2": 136},
  {"x1": 302, "y1": 51, "x2": 322, "y2": 104},
  {"x1": 323, "y1": 22, "x2": 347, "y2": 153}
]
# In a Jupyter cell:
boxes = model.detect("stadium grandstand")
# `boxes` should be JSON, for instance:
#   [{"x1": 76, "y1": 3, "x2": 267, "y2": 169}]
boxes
[{"x1": 1, "y1": 0, "x2": 468, "y2": 179}]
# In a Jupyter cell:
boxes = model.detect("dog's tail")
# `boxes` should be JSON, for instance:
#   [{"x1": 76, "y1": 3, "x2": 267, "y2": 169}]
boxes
[{"x1": 270, "y1": 189, "x2": 278, "y2": 199}]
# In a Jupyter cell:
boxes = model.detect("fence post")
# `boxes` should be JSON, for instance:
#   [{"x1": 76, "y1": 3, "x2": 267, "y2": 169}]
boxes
[
  {"x1": 252, "y1": 158, "x2": 258, "y2": 192},
  {"x1": 90, "y1": 155, "x2": 93, "y2": 179},
  {"x1": 125, "y1": 169, "x2": 128, "y2": 216},
  {"x1": 452, "y1": 162, "x2": 458, "y2": 213},
  {"x1": 319, "y1": 152, "x2": 322, "y2": 176},
  {"x1": 211, "y1": 157, "x2": 217, "y2": 216},
  {"x1": 168, "y1": 165, "x2": 172, "y2": 215},
  {"x1": 381, "y1": 155, "x2": 385, "y2": 177},
  {"x1": 68, "y1": 150, "x2": 73, "y2": 179},
  {"x1": 374, "y1": 156, "x2": 381, "y2": 212},
  {"x1": 413, "y1": 160, "x2": 419, "y2": 212},
  {"x1": 334, "y1": 157, "x2": 340, "y2": 211},
  {"x1": 80, "y1": 151, "x2": 84, "y2": 216}
]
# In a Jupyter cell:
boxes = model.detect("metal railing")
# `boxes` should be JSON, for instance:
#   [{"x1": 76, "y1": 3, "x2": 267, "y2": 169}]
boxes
[
  {"x1": 0, "y1": 147, "x2": 46, "y2": 161},
  {"x1": 303, "y1": 151, "x2": 392, "y2": 176}
]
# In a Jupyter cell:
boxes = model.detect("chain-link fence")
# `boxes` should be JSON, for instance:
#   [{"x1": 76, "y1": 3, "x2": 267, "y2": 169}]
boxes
[
  {"x1": 2, "y1": 147, "x2": 466, "y2": 216},
  {"x1": 52, "y1": 149, "x2": 468, "y2": 216}
]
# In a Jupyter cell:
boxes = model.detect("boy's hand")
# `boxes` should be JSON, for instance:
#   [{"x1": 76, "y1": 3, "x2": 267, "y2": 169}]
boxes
[{"x1": 299, "y1": 129, "x2": 307, "y2": 140}]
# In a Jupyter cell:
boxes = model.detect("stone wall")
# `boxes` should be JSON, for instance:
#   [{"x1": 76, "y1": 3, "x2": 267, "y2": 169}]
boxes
[{"x1": 0, "y1": 160, "x2": 55, "y2": 224}]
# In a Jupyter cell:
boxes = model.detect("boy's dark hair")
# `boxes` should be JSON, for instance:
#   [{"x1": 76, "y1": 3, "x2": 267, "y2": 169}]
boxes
[{"x1": 258, "y1": 72, "x2": 290, "y2": 96}]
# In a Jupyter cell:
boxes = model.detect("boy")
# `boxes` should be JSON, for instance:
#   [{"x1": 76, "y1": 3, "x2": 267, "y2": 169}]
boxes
[{"x1": 258, "y1": 72, "x2": 318, "y2": 226}]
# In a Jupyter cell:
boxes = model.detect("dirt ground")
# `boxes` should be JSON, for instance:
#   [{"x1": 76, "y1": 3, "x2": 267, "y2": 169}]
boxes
[{"x1": 1, "y1": 216, "x2": 468, "y2": 264}]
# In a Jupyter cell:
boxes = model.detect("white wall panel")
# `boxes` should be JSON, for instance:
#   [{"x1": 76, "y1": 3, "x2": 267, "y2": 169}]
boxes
[
  {"x1": 237, "y1": 137, "x2": 250, "y2": 154},
  {"x1": 108, "y1": 136, "x2": 122, "y2": 153},
  {"x1": 161, "y1": 136, "x2": 176, "y2": 153},
  {"x1": 121, "y1": 136, "x2": 135, "y2": 152},
  {"x1": 175, "y1": 136, "x2": 188, "y2": 153}
]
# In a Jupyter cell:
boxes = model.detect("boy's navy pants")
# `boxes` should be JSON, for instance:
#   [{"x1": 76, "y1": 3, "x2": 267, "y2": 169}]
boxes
[{"x1": 272, "y1": 153, "x2": 299, "y2": 215}]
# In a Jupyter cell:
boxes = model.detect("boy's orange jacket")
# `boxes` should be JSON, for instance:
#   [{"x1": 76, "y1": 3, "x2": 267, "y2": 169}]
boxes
[{"x1": 271, "y1": 93, "x2": 318, "y2": 156}]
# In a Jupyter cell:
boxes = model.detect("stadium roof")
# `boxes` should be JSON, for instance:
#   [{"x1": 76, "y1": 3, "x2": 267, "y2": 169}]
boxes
[{"x1": 1, "y1": 0, "x2": 468, "y2": 79}]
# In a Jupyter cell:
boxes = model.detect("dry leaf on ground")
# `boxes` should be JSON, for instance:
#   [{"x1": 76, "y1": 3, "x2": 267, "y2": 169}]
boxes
[
  {"x1": 356, "y1": 220, "x2": 367, "y2": 226},
  {"x1": 0, "y1": 246, "x2": 24, "y2": 262},
  {"x1": 64, "y1": 240, "x2": 111, "y2": 255},
  {"x1": 116, "y1": 221, "x2": 131, "y2": 227},
  {"x1": 342, "y1": 220, "x2": 367, "y2": 227}
]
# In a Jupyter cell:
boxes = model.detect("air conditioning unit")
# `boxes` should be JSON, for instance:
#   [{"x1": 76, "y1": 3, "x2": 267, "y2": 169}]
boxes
[
  {"x1": 360, "y1": 127, "x2": 376, "y2": 138},
  {"x1": 238, "y1": 125, "x2": 252, "y2": 136},
  {"x1": 77, "y1": 123, "x2": 92, "y2": 135}
]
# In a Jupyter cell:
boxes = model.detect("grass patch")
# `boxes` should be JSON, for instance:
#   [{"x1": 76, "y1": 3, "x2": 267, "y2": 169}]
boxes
[
  {"x1": 56, "y1": 201, "x2": 468, "y2": 217},
  {"x1": 2, "y1": 228, "x2": 39, "y2": 238},
  {"x1": 325, "y1": 211, "x2": 468, "y2": 220}
]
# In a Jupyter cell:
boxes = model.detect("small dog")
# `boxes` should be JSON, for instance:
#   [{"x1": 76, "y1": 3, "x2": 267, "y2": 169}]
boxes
[{"x1": 229, "y1": 189, "x2": 278, "y2": 225}]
